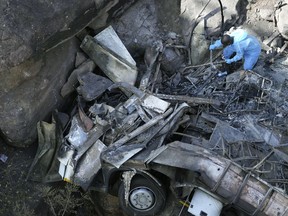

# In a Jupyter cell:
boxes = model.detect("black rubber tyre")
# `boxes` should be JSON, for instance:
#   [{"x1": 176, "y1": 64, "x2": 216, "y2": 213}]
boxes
[
  {"x1": 118, "y1": 175, "x2": 166, "y2": 216},
  {"x1": 221, "y1": 207, "x2": 240, "y2": 216}
]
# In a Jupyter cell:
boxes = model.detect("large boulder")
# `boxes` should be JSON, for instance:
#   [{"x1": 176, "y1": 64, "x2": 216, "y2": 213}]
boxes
[
  {"x1": 0, "y1": 38, "x2": 79, "y2": 147},
  {"x1": 275, "y1": 0, "x2": 288, "y2": 40},
  {"x1": 0, "y1": 0, "x2": 94, "y2": 68},
  {"x1": 0, "y1": 0, "x2": 137, "y2": 147},
  {"x1": 110, "y1": 0, "x2": 182, "y2": 57}
]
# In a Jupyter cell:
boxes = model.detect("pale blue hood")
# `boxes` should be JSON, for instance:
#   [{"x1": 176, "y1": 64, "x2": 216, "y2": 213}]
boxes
[
  {"x1": 210, "y1": 29, "x2": 248, "y2": 49},
  {"x1": 230, "y1": 29, "x2": 248, "y2": 42}
]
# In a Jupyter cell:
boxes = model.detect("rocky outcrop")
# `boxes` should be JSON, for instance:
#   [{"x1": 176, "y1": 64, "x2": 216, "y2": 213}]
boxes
[
  {"x1": 0, "y1": 0, "x2": 94, "y2": 68},
  {"x1": 275, "y1": 0, "x2": 288, "y2": 40},
  {"x1": 0, "y1": 0, "x2": 137, "y2": 147},
  {"x1": 0, "y1": 39, "x2": 79, "y2": 147},
  {"x1": 110, "y1": 0, "x2": 182, "y2": 57}
]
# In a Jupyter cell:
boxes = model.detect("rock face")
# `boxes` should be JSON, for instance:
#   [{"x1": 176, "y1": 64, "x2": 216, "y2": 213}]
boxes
[
  {"x1": 0, "y1": 0, "x2": 95, "y2": 68},
  {"x1": 0, "y1": 39, "x2": 79, "y2": 147},
  {"x1": 275, "y1": 0, "x2": 288, "y2": 40},
  {"x1": 0, "y1": 0, "x2": 137, "y2": 147},
  {"x1": 111, "y1": 0, "x2": 182, "y2": 57}
]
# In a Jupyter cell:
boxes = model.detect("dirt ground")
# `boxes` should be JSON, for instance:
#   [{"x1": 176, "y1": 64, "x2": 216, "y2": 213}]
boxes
[
  {"x1": 0, "y1": 138, "x2": 41, "y2": 216},
  {"x1": 0, "y1": 138, "x2": 100, "y2": 216}
]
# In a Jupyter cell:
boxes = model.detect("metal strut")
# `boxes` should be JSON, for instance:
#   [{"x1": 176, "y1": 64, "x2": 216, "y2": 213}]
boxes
[
  {"x1": 211, "y1": 162, "x2": 232, "y2": 192},
  {"x1": 232, "y1": 173, "x2": 251, "y2": 204}
]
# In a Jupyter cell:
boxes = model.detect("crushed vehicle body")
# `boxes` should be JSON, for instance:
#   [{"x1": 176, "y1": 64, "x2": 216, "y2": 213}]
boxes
[{"x1": 28, "y1": 26, "x2": 288, "y2": 216}]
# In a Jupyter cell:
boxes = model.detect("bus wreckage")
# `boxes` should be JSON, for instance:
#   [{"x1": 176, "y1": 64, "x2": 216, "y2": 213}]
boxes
[{"x1": 28, "y1": 26, "x2": 288, "y2": 216}]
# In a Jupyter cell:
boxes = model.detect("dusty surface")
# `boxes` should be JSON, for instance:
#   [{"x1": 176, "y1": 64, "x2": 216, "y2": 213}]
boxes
[{"x1": 0, "y1": 139, "x2": 40, "y2": 215}]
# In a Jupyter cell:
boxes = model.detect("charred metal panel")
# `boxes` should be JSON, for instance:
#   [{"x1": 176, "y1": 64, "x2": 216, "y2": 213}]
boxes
[{"x1": 150, "y1": 141, "x2": 288, "y2": 216}]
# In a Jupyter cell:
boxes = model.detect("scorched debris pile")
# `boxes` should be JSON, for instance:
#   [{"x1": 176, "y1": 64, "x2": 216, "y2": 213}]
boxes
[{"x1": 27, "y1": 26, "x2": 288, "y2": 216}]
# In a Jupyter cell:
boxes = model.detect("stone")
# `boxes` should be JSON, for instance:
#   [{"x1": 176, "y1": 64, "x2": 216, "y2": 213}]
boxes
[
  {"x1": 75, "y1": 52, "x2": 88, "y2": 68},
  {"x1": 258, "y1": 8, "x2": 274, "y2": 21},
  {"x1": 0, "y1": 0, "x2": 94, "y2": 68},
  {"x1": 161, "y1": 48, "x2": 185, "y2": 74},
  {"x1": 275, "y1": 1, "x2": 288, "y2": 40},
  {"x1": 0, "y1": 0, "x2": 138, "y2": 68},
  {"x1": 0, "y1": 38, "x2": 79, "y2": 147},
  {"x1": 61, "y1": 60, "x2": 96, "y2": 98},
  {"x1": 110, "y1": 0, "x2": 181, "y2": 58}
]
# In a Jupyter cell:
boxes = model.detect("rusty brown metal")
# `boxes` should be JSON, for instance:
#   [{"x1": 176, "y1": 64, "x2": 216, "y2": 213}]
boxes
[{"x1": 78, "y1": 105, "x2": 94, "y2": 132}]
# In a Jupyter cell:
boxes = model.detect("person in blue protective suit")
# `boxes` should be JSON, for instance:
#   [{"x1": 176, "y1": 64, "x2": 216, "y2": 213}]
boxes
[{"x1": 209, "y1": 29, "x2": 261, "y2": 77}]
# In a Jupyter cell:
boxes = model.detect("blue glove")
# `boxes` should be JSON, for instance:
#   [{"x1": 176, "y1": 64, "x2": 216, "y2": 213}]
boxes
[
  {"x1": 209, "y1": 44, "x2": 216, "y2": 50},
  {"x1": 225, "y1": 59, "x2": 233, "y2": 64}
]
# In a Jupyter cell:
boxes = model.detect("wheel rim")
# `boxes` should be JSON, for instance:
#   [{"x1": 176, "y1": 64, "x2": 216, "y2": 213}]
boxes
[{"x1": 129, "y1": 187, "x2": 155, "y2": 210}]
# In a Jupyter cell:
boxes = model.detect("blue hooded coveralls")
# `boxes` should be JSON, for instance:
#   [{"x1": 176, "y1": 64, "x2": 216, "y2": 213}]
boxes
[{"x1": 211, "y1": 29, "x2": 261, "y2": 70}]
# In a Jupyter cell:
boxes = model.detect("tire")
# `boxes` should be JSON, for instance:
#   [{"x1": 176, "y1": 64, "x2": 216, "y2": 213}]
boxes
[
  {"x1": 118, "y1": 175, "x2": 167, "y2": 216},
  {"x1": 221, "y1": 207, "x2": 240, "y2": 216}
]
